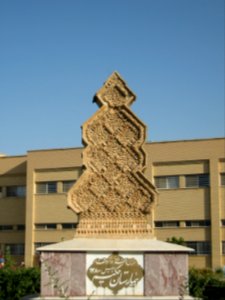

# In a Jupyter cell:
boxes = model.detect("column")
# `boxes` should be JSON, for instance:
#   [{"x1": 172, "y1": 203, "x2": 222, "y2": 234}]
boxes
[{"x1": 210, "y1": 158, "x2": 221, "y2": 269}]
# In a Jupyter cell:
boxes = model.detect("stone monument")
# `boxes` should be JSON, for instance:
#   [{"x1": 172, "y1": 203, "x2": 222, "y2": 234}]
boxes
[
  {"x1": 68, "y1": 71, "x2": 157, "y2": 238},
  {"x1": 37, "y1": 72, "x2": 193, "y2": 300}
]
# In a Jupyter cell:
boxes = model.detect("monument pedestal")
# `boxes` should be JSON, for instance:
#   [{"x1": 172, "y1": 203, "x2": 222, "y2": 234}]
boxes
[{"x1": 35, "y1": 238, "x2": 194, "y2": 299}]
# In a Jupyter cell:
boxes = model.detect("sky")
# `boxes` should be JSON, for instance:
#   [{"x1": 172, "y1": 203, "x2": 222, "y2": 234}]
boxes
[{"x1": 0, "y1": 0, "x2": 224, "y2": 156}]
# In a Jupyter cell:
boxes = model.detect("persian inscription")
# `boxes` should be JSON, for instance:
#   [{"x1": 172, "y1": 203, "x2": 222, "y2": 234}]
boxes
[
  {"x1": 87, "y1": 254, "x2": 143, "y2": 295},
  {"x1": 68, "y1": 72, "x2": 157, "y2": 238}
]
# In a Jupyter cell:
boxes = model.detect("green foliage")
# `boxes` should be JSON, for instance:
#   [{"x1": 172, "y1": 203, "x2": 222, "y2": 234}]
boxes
[
  {"x1": 189, "y1": 267, "x2": 225, "y2": 299},
  {"x1": 4, "y1": 246, "x2": 16, "y2": 269},
  {"x1": 166, "y1": 236, "x2": 186, "y2": 246},
  {"x1": 0, "y1": 267, "x2": 40, "y2": 300}
]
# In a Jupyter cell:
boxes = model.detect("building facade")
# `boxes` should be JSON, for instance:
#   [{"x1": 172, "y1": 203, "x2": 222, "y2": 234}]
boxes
[{"x1": 0, "y1": 137, "x2": 224, "y2": 269}]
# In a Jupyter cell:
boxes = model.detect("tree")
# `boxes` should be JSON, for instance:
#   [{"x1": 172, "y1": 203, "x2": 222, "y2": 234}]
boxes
[{"x1": 166, "y1": 236, "x2": 186, "y2": 246}]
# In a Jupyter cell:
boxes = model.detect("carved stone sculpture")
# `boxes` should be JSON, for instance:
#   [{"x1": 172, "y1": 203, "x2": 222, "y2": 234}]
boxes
[{"x1": 68, "y1": 72, "x2": 157, "y2": 238}]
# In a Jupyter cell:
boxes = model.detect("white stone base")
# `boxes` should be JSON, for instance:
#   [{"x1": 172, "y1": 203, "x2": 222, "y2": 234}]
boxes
[
  {"x1": 22, "y1": 295, "x2": 195, "y2": 300},
  {"x1": 37, "y1": 239, "x2": 194, "y2": 299}
]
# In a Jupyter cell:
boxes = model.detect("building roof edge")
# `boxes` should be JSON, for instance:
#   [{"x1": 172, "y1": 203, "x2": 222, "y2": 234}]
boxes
[
  {"x1": 27, "y1": 146, "x2": 83, "y2": 154},
  {"x1": 146, "y1": 136, "x2": 225, "y2": 145},
  {"x1": 3, "y1": 137, "x2": 224, "y2": 157}
]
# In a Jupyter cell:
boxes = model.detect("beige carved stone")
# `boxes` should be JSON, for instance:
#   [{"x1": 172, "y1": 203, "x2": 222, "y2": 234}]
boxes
[{"x1": 68, "y1": 72, "x2": 157, "y2": 238}]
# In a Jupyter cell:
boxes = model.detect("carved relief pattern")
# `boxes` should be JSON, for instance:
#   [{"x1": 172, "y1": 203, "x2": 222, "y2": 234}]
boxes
[{"x1": 68, "y1": 72, "x2": 157, "y2": 238}]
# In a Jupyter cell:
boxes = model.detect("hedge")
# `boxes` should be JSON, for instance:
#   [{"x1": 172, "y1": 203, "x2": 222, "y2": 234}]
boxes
[
  {"x1": 0, "y1": 267, "x2": 40, "y2": 300},
  {"x1": 189, "y1": 267, "x2": 225, "y2": 300}
]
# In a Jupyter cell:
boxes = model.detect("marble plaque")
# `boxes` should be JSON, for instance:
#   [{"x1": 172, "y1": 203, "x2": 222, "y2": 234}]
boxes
[{"x1": 86, "y1": 252, "x2": 144, "y2": 296}]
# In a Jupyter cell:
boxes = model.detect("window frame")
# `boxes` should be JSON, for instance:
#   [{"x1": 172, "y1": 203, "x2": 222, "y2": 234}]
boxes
[
  {"x1": 35, "y1": 223, "x2": 57, "y2": 230},
  {"x1": 220, "y1": 173, "x2": 225, "y2": 186},
  {"x1": 154, "y1": 176, "x2": 179, "y2": 189},
  {"x1": 185, "y1": 174, "x2": 209, "y2": 188},
  {"x1": 5, "y1": 244, "x2": 24, "y2": 256},
  {"x1": 6, "y1": 185, "x2": 26, "y2": 197},
  {"x1": 186, "y1": 241, "x2": 211, "y2": 255},
  {"x1": 34, "y1": 242, "x2": 54, "y2": 253},
  {"x1": 185, "y1": 220, "x2": 211, "y2": 227},
  {"x1": 222, "y1": 241, "x2": 225, "y2": 255},
  {"x1": 0, "y1": 225, "x2": 13, "y2": 231},
  {"x1": 36, "y1": 182, "x2": 57, "y2": 194},
  {"x1": 62, "y1": 180, "x2": 76, "y2": 193},
  {"x1": 17, "y1": 224, "x2": 25, "y2": 231},
  {"x1": 155, "y1": 221, "x2": 180, "y2": 228},
  {"x1": 61, "y1": 223, "x2": 77, "y2": 229}
]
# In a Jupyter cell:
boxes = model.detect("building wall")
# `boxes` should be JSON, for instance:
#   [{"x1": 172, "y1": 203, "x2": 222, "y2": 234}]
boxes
[
  {"x1": 25, "y1": 148, "x2": 83, "y2": 266},
  {"x1": 0, "y1": 155, "x2": 27, "y2": 263},
  {"x1": 0, "y1": 138, "x2": 224, "y2": 269},
  {"x1": 145, "y1": 138, "x2": 225, "y2": 269}
]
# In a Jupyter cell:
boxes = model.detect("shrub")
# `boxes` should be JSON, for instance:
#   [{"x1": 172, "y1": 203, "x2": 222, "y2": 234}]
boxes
[
  {"x1": 0, "y1": 267, "x2": 40, "y2": 300},
  {"x1": 189, "y1": 267, "x2": 225, "y2": 299}
]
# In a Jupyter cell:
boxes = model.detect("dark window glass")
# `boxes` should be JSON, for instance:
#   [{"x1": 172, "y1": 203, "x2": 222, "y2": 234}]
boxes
[
  {"x1": 34, "y1": 242, "x2": 54, "y2": 253},
  {"x1": 0, "y1": 225, "x2": 13, "y2": 231},
  {"x1": 5, "y1": 244, "x2": 24, "y2": 255},
  {"x1": 17, "y1": 225, "x2": 25, "y2": 230},
  {"x1": 36, "y1": 182, "x2": 57, "y2": 194},
  {"x1": 221, "y1": 174, "x2": 225, "y2": 186},
  {"x1": 222, "y1": 242, "x2": 225, "y2": 254},
  {"x1": 6, "y1": 186, "x2": 26, "y2": 197},
  {"x1": 35, "y1": 223, "x2": 57, "y2": 230},
  {"x1": 62, "y1": 181, "x2": 75, "y2": 192},
  {"x1": 155, "y1": 176, "x2": 179, "y2": 189},
  {"x1": 186, "y1": 241, "x2": 211, "y2": 255},
  {"x1": 62, "y1": 223, "x2": 76, "y2": 229},
  {"x1": 185, "y1": 174, "x2": 209, "y2": 188},
  {"x1": 185, "y1": 220, "x2": 210, "y2": 227},
  {"x1": 155, "y1": 221, "x2": 179, "y2": 228}
]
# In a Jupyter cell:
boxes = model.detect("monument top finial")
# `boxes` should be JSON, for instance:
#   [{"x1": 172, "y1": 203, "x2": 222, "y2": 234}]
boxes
[
  {"x1": 94, "y1": 71, "x2": 136, "y2": 108},
  {"x1": 68, "y1": 72, "x2": 157, "y2": 238}
]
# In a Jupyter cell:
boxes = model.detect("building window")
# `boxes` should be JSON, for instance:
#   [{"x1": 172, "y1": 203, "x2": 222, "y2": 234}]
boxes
[
  {"x1": 34, "y1": 242, "x2": 54, "y2": 253},
  {"x1": 155, "y1": 221, "x2": 180, "y2": 228},
  {"x1": 221, "y1": 173, "x2": 225, "y2": 186},
  {"x1": 222, "y1": 242, "x2": 225, "y2": 255},
  {"x1": 5, "y1": 244, "x2": 24, "y2": 256},
  {"x1": 62, "y1": 223, "x2": 77, "y2": 229},
  {"x1": 0, "y1": 225, "x2": 13, "y2": 231},
  {"x1": 35, "y1": 223, "x2": 57, "y2": 230},
  {"x1": 62, "y1": 181, "x2": 75, "y2": 192},
  {"x1": 186, "y1": 241, "x2": 211, "y2": 255},
  {"x1": 154, "y1": 176, "x2": 179, "y2": 189},
  {"x1": 36, "y1": 182, "x2": 57, "y2": 194},
  {"x1": 6, "y1": 186, "x2": 26, "y2": 197},
  {"x1": 221, "y1": 220, "x2": 225, "y2": 227},
  {"x1": 17, "y1": 224, "x2": 25, "y2": 231},
  {"x1": 185, "y1": 174, "x2": 209, "y2": 188},
  {"x1": 185, "y1": 220, "x2": 211, "y2": 227}
]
